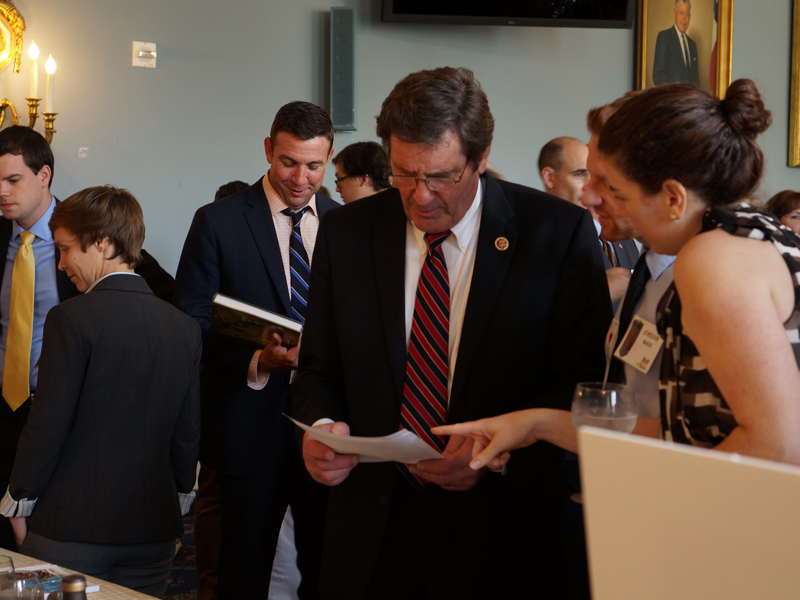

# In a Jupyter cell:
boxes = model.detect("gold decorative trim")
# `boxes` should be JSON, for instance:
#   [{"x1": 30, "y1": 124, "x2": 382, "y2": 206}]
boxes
[
  {"x1": 790, "y1": 0, "x2": 800, "y2": 166},
  {"x1": 714, "y1": 0, "x2": 733, "y2": 99},
  {"x1": 0, "y1": 1, "x2": 24, "y2": 73},
  {"x1": 635, "y1": 0, "x2": 648, "y2": 91}
]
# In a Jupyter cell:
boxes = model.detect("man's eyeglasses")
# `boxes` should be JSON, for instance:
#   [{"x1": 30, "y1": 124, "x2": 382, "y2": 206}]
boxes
[
  {"x1": 334, "y1": 174, "x2": 360, "y2": 186},
  {"x1": 387, "y1": 160, "x2": 469, "y2": 192}
]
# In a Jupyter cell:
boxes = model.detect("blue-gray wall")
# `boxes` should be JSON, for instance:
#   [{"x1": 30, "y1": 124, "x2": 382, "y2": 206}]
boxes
[{"x1": 5, "y1": 0, "x2": 799, "y2": 273}]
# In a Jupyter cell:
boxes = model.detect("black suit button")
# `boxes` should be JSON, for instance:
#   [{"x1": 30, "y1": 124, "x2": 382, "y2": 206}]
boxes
[
  {"x1": 280, "y1": 376, "x2": 290, "y2": 386},
  {"x1": 378, "y1": 495, "x2": 389, "y2": 505}
]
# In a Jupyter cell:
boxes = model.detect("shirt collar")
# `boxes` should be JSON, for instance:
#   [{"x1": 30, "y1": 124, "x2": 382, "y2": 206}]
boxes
[
  {"x1": 263, "y1": 173, "x2": 318, "y2": 218},
  {"x1": 645, "y1": 250, "x2": 677, "y2": 281},
  {"x1": 13, "y1": 195, "x2": 56, "y2": 242},
  {"x1": 410, "y1": 177, "x2": 484, "y2": 255},
  {"x1": 85, "y1": 271, "x2": 140, "y2": 294},
  {"x1": 592, "y1": 218, "x2": 602, "y2": 238}
]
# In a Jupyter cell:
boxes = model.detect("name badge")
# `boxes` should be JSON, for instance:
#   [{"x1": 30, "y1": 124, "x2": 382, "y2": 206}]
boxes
[{"x1": 613, "y1": 316, "x2": 663, "y2": 374}]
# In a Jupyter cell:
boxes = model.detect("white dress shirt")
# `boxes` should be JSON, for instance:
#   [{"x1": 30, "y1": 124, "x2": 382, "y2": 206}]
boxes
[
  {"x1": 248, "y1": 175, "x2": 321, "y2": 389},
  {"x1": 403, "y1": 179, "x2": 483, "y2": 401}
]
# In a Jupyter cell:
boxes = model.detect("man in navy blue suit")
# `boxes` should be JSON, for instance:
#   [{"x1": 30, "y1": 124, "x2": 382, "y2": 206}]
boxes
[
  {"x1": 653, "y1": 0, "x2": 701, "y2": 86},
  {"x1": 174, "y1": 101, "x2": 338, "y2": 600}
]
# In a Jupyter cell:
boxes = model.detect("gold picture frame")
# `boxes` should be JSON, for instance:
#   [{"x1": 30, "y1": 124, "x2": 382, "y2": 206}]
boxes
[
  {"x1": 789, "y1": 0, "x2": 800, "y2": 166},
  {"x1": 0, "y1": 1, "x2": 24, "y2": 74},
  {"x1": 636, "y1": 0, "x2": 733, "y2": 99}
]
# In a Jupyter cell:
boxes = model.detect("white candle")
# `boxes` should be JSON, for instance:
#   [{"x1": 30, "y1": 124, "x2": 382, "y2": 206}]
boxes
[
  {"x1": 45, "y1": 55, "x2": 56, "y2": 112},
  {"x1": 28, "y1": 42, "x2": 39, "y2": 98}
]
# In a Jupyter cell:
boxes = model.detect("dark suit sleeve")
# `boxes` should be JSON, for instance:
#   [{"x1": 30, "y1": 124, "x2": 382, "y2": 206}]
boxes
[
  {"x1": 136, "y1": 249, "x2": 175, "y2": 303},
  {"x1": 8, "y1": 307, "x2": 87, "y2": 502},
  {"x1": 653, "y1": 30, "x2": 670, "y2": 86},
  {"x1": 171, "y1": 323, "x2": 202, "y2": 494},
  {"x1": 525, "y1": 210, "x2": 611, "y2": 410},
  {"x1": 688, "y1": 36, "x2": 701, "y2": 86},
  {"x1": 291, "y1": 215, "x2": 347, "y2": 426},
  {"x1": 174, "y1": 207, "x2": 256, "y2": 383}
]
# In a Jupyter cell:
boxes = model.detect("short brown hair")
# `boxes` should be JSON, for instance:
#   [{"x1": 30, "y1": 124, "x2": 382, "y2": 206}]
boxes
[
  {"x1": 50, "y1": 185, "x2": 145, "y2": 267},
  {"x1": 586, "y1": 90, "x2": 644, "y2": 136},
  {"x1": 270, "y1": 101, "x2": 334, "y2": 152},
  {"x1": 764, "y1": 190, "x2": 800, "y2": 219},
  {"x1": 332, "y1": 141, "x2": 390, "y2": 190},
  {"x1": 376, "y1": 67, "x2": 494, "y2": 170},
  {"x1": 598, "y1": 79, "x2": 772, "y2": 207},
  {"x1": 0, "y1": 126, "x2": 54, "y2": 188}
]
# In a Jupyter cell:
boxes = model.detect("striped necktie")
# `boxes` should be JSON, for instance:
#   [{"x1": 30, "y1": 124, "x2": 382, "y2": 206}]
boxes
[
  {"x1": 3, "y1": 232, "x2": 36, "y2": 410},
  {"x1": 282, "y1": 207, "x2": 311, "y2": 324},
  {"x1": 400, "y1": 231, "x2": 452, "y2": 468},
  {"x1": 602, "y1": 239, "x2": 617, "y2": 268}
]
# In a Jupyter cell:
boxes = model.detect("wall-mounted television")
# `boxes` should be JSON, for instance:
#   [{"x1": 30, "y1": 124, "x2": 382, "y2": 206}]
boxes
[{"x1": 381, "y1": 0, "x2": 635, "y2": 29}]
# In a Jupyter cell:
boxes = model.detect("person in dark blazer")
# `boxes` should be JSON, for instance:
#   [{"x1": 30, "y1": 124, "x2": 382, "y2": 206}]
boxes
[
  {"x1": 653, "y1": 0, "x2": 700, "y2": 86},
  {"x1": 174, "y1": 102, "x2": 337, "y2": 600},
  {"x1": 0, "y1": 185, "x2": 201, "y2": 598},
  {"x1": 0, "y1": 126, "x2": 81, "y2": 551},
  {"x1": 294, "y1": 67, "x2": 611, "y2": 599},
  {"x1": 135, "y1": 249, "x2": 175, "y2": 302}
]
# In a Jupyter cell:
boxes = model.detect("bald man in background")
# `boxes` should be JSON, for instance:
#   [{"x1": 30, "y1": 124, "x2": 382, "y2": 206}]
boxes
[
  {"x1": 538, "y1": 136, "x2": 638, "y2": 313},
  {"x1": 538, "y1": 137, "x2": 588, "y2": 207}
]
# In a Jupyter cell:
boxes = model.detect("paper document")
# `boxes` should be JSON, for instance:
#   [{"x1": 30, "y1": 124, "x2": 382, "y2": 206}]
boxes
[{"x1": 289, "y1": 417, "x2": 443, "y2": 464}]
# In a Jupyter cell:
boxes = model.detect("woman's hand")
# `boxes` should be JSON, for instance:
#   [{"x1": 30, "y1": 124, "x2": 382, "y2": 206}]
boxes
[
  {"x1": 10, "y1": 517, "x2": 26, "y2": 546},
  {"x1": 432, "y1": 409, "x2": 547, "y2": 470}
]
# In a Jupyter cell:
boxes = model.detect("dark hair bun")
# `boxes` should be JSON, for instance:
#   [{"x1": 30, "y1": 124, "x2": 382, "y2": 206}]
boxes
[{"x1": 723, "y1": 79, "x2": 772, "y2": 140}]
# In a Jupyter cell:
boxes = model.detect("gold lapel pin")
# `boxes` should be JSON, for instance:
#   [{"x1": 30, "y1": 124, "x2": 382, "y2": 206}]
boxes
[{"x1": 495, "y1": 237, "x2": 509, "y2": 251}]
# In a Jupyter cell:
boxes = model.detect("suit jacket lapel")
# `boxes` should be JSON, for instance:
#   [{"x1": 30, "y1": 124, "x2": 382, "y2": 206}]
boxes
[
  {"x1": 372, "y1": 195, "x2": 408, "y2": 405},
  {"x1": 244, "y1": 180, "x2": 292, "y2": 316},
  {"x1": 449, "y1": 177, "x2": 518, "y2": 412}
]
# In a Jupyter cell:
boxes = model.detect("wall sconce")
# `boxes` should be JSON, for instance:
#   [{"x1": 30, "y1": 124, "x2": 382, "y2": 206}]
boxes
[{"x1": 0, "y1": 3, "x2": 58, "y2": 144}]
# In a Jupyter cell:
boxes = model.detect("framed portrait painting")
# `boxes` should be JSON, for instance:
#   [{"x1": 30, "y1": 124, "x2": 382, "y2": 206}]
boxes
[{"x1": 636, "y1": 0, "x2": 733, "y2": 98}]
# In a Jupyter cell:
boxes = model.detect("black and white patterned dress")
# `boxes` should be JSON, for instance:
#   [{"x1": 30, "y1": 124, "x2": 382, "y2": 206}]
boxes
[{"x1": 657, "y1": 204, "x2": 800, "y2": 447}]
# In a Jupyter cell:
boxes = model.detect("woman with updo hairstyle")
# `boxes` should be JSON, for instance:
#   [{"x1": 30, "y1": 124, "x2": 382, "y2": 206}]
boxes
[
  {"x1": 432, "y1": 80, "x2": 800, "y2": 474},
  {"x1": 764, "y1": 190, "x2": 800, "y2": 235},
  {"x1": 592, "y1": 79, "x2": 800, "y2": 462}
]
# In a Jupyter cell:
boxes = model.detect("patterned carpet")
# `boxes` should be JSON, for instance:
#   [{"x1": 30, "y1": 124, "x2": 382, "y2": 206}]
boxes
[{"x1": 164, "y1": 516, "x2": 198, "y2": 600}]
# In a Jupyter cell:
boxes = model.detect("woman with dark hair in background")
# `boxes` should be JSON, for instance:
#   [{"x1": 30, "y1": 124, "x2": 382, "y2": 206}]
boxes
[
  {"x1": 764, "y1": 189, "x2": 800, "y2": 235},
  {"x1": 332, "y1": 141, "x2": 390, "y2": 203},
  {"x1": 436, "y1": 79, "x2": 800, "y2": 470}
]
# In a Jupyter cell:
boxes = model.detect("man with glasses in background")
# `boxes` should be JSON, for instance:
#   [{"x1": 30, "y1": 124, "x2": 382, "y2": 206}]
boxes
[{"x1": 292, "y1": 67, "x2": 611, "y2": 599}]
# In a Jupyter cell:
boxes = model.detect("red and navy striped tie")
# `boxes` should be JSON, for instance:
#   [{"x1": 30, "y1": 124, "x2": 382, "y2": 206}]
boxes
[
  {"x1": 400, "y1": 230, "x2": 452, "y2": 475},
  {"x1": 282, "y1": 207, "x2": 311, "y2": 324}
]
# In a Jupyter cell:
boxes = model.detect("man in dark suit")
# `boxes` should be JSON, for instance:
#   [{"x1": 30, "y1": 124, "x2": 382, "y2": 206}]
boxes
[
  {"x1": 0, "y1": 126, "x2": 80, "y2": 551},
  {"x1": 538, "y1": 136, "x2": 638, "y2": 312},
  {"x1": 538, "y1": 136, "x2": 589, "y2": 207},
  {"x1": 293, "y1": 67, "x2": 611, "y2": 599},
  {"x1": 653, "y1": 0, "x2": 700, "y2": 86},
  {"x1": 0, "y1": 185, "x2": 200, "y2": 597},
  {"x1": 174, "y1": 101, "x2": 338, "y2": 600}
]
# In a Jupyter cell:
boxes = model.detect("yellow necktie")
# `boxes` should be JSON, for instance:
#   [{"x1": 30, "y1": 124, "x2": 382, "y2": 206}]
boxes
[{"x1": 3, "y1": 231, "x2": 36, "y2": 411}]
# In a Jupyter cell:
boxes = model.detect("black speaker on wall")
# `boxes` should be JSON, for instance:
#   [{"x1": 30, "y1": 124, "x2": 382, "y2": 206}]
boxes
[{"x1": 330, "y1": 7, "x2": 356, "y2": 132}]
